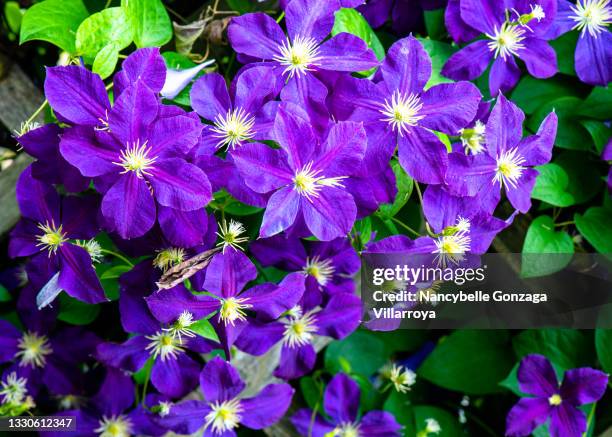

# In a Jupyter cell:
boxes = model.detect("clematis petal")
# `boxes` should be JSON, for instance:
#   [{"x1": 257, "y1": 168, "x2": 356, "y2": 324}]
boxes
[
  {"x1": 274, "y1": 344, "x2": 316, "y2": 379},
  {"x1": 505, "y1": 397, "x2": 552, "y2": 437},
  {"x1": 114, "y1": 47, "x2": 167, "y2": 95},
  {"x1": 8, "y1": 220, "x2": 41, "y2": 258},
  {"x1": 575, "y1": 31, "x2": 612, "y2": 86},
  {"x1": 519, "y1": 38, "x2": 558, "y2": 79},
  {"x1": 158, "y1": 400, "x2": 209, "y2": 435},
  {"x1": 228, "y1": 13, "x2": 286, "y2": 60},
  {"x1": 191, "y1": 73, "x2": 232, "y2": 121},
  {"x1": 151, "y1": 353, "x2": 200, "y2": 398},
  {"x1": 315, "y1": 121, "x2": 367, "y2": 177},
  {"x1": 489, "y1": 56, "x2": 521, "y2": 96},
  {"x1": 203, "y1": 249, "x2": 257, "y2": 298},
  {"x1": 147, "y1": 114, "x2": 203, "y2": 158},
  {"x1": 0, "y1": 321, "x2": 20, "y2": 363},
  {"x1": 158, "y1": 205, "x2": 209, "y2": 248},
  {"x1": 234, "y1": 320, "x2": 285, "y2": 356},
  {"x1": 441, "y1": 40, "x2": 492, "y2": 81},
  {"x1": 324, "y1": 373, "x2": 360, "y2": 423},
  {"x1": 200, "y1": 356, "x2": 245, "y2": 403},
  {"x1": 291, "y1": 409, "x2": 335, "y2": 437},
  {"x1": 149, "y1": 158, "x2": 211, "y2": 211},
  {"x1": 44, "y1": 66, "x2": 110, "y2": 126},
  {"x1": 517, "y1": 354, "x2": 559, "y2": 397},
  {"x1": 93, "y1": 367, "x2": 136, "y2": 417},
  {"x1": 505, "y1": 168, "x2": 538, "y2": 213},
  {"x1": 16, "y1": 165, "x2": 60, "y2": 224},
  {"x1": 397, "y1": 126, "x2": 448, "y2": 184},
  {"x1": 359, "y1": 411, "x2": 403, "y2": 436},
  {"x1": 485, "y1": 93, "x2": 525, "y2": 157},
  {"x1": 260, "y1": 187, "x2": 301, "y2": 238},
  {"x1": 240, "y1": 384, "x2": 295, "y2": 429},
  {"x1": 317, "y1": 33, "x2": 379, "y2": 72},
  {"x1": 420, "y1": 81, "x2": 482, "y2": 134},
  {"x1": 108, "y1": 80, "x2": 159, "y2": 144},
  {"x1": 233, "y1": 65, "x2": 280, "y2": 114},
  {"x1": 146, "y1": 286, "x2": 219, "y2": 324},
  {"x1": 381, "y1": 36, "x2": 431, "y2": 95},
  {"x1": 96, "y1": 336, "x2": 151, "y2": 373},
  {"x1": 57, "y1": 244, "x2": 106, "y2": 304},
  {"x1": 101, "y1": 173, "x2": 156, "y2": 239},
  {"x1": 519, "y1": 111, "x2": 558, "y2": 166},
  {"x1": 549, "y1": 403, "x2": 587, "y2": 437},
  {"x1": 316, "y1": 293, "x2": 362, "y2": 339},
  {"x1": 232, "y1": 142, "x2": 293, "y2": 194},
  {"x1": 59, "y1": 126, "x2": 120, "y2": 177},
  {"x1": 459, "y1": 0, "x2": 505, "y2": 34},
  {"x1": 445, "y1": 0, "x2": 480, "y2": 43},
  {"x1": 240, "y1": 272, "x2": 306, "y2": 320},
  {"x1": 285, "y1": 0, "x2": 339, "y2": 42},
  {"x1": 273, "y1": 102, "x2": 318, "y2": 169},
  {"x1": 560, "y1": 368, "x2": 609, "y2": 405},
  {"x1": 302, "y1": 187, "x2": 357, "y2": 241}
]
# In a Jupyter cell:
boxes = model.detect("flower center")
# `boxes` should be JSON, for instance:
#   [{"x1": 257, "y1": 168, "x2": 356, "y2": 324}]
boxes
[
  {"x1": 303, "y1": 256, "x2": 335, "y2": 286},
  {"x1": 204, "y1": 398, "x2": 243, "y2": 435},
  {"x1": 158, "y1": 401, "x2": 172, "y2": 417},
  {"x1": 94, "y1": 415, "x2": 132, "y2": 437},
  {"x1": 433, "y1": 234, "x2": 471, "y2": 266},
  {"x1": 570, "y1": 0, "x2": 612, "y2": 37},
  {"x1": 293, "y1": 162, "x2": 347, "y2": 202},
  {"x1": 113, "y1": 140, "x2": 157, "y2": 178},
  {"x1": 219, "y1": 297, "x2": 252, "y2": 326},
  {"x1": 211, "y1": 108, "x2": 256, "y2": 149},
  {"x1": 153, "y1": 247, "x2": 186, "y2": 272},
  {"x1": 145, "y1": 331, "x2": 184, "y2": 361},
  {"x1": 75, "y1": 239, "x2": 103, "y2": 263},
  {"x1": 163, "y1": 310, "x2": 197, "y2": 340},
  {"x1": 0, "y1": 372, "x2": 28, "y2": 405},
  {"x1": 548, "y1": 393, "x2": 562, "y2": 406},
  {"x1": 15, "y1": 331, "x2": 53, "y2": 368},
  {"x1": 282, "y1": 307, "x2": 318, "y2": 348},
  {"x1": 459, "y1": 121, "x2": 486, "y2": 155},
  {"x1": 387, "y1": 364, "x2": 417, "y2": 393},
  {"x1": 36, "y1": 221, "x2": 67, "y2": 255},
  {"x1": 332, "y1": 423, "x2": 361, "y2": 437},
  {"x1": 486, "y1": 22, "x2": 526, "y2": 59},
  {"x1": 273, "y1": 35, "x2": 321, "y2": 78},
  {"x1": 380, "y1": 91, "x2": 425, "y2": 136},
  {"x1": 494, "y1": 147, "x2": 526, "y2": 189},
  {"x1": 217, "y1": 220, "x2": 249, "y2": 253}
]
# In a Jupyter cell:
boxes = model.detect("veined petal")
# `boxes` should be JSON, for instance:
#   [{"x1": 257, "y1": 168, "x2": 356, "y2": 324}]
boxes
[
  {"x1": 324, "y1": 373, "x2": 360, "y2": 423},
  {"x1": 200, "y1": 357, "x2": 246, "y2": 403},
  {"x1": 459, "y1": 0, "x2": 505, "y2": 34},
  {"x1": 233, "y1": 66, "x2": 281, "y2": 115},
  {"x1": 317, "y1": 33, "x2": 379, "y2": 72},
  {"x1": 44, "y1": 66, "x2": 110, "y2": 126},
  {"x1": 108, "y1": 80, "x2": 158, "y2": 144},
  {"x1": 240, "y1": 272, "x2": 306, "y2": 320},
  {"x1": 397, "y1": 126, "x2": 448, "y2": 184},
  {"x1": 151, "y1": 353, "x2": 200, "y2": 398},
  {"x1": 505, "y1": 167, "x2": 538, "y2": 213},
  {"x1": 561, "y1": 368, "x2": 609, "y2": 405},
  {"x1": 158, "y1": 206, "x2": 209, "y2": 248},
  {"x1": 191, "y1": 73, "x2": 232, "y2": 121},
  {"x1": 519, "y1": 38, "x2": 558, "y2": 79},
  {"x1": 273, "y1": 102, "x2": 318, "y2": 169},
  {"x1": 359, "y1": 411, "x2": 402, "y2": 436},
  {"x1": 116, "y1": 47, "x2": 166, "y2": 94},
  {"x1": 489, "y1": 56, "x2": 521, "y2": 96},
  {"x1": 381, "y1": 36, "x2": 431, "y2": 96},
  {"x1": 550, "y1": 404, "x2": 587, "y2": 437},
  {"x1": 158, "y1": 400, "x2": 208, "y2": 435},
  {"x1": 505, "y1": 397, "x2": 552, "y2": 437},
  {"x1": 314, "y1": 121, "x2": 367, "y2": 177},
  {"x1": 285, "y1": 0, "x2": 339, "y2": 42},
  {"x1": 274, "y1": 344, "x2": 316, "y2": 379},
  {"x1": 518, "y1": 111, "x2": 557, "y2": 166},
  {"x1": 517, "y1": 354, "x2": 559, "y2": 397},
  {"x1": 204, "y1": 249, "x2": 257, "y2": 299},
  {"x1": 232, "y1": 143, "x2": 293, "y2": 194},
  {"x1": 228, "y1": 13, "x2": 286, "y2": 60},
  {"x1": 260, "y1": 187, "x2": 301, "y2": 238},
  {"x1": 442, "y1": 40, "x2": 492, "y2": 81},
  {"x1": 16, "y1": 165, "x2": 60, "y2": 224},
  {"x1": 302, "y1": 187, "x2": 357, "y2": 241},
  {"x1": 149, "y1": 159, "x2": 212, "y2": 211},
  {"x1": 146, "y1": 286, "x2": 219, "y2": 324},
  {"x1": 58, "y1": 244, "x2": 106, "y2": 304},
  {"x1": 575, "y1": 31, "x2": 612, "y2": 86},
  {"x1": 59, "y1": 126, "x2": 119, "y2": 177},
  {"x1": 420, "y1": 82, "x2": 481, "y2": 134},
  {"x1": 241, "y1": 384, "x2": 295, "y2": 429},
  {"x1": 485, "y1": 93, "x2": 525, "y2": 157},
  {"x1": 147, "y1": 114, "x2": 203, "y2": 158}
]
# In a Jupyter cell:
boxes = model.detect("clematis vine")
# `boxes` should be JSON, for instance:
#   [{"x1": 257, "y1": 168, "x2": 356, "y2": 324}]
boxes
[
  {"x1": 291, "y1": 373, "x2": 403, "y2": 436},
  {"x1": 233, "y1": 102, "x2": 367, "y2": 240},
  {"x1": 506, "y1": 354, "x2": 608, "y2": 437},
  {"x1": 446, "y1": 94, "x2": 558, "y2": 213},
  {"x1": 442, "y1": 0, "x2": 558, "y2": 95},
  {"x1": 159, "y1": 357, "x2": 294, "y2": 436},
  {"x1": 332, "y1": 36, "x2": 481, "y2": 184},
  {"x1": 546, "y1": 0, "x2": 611, "y2": 86}
]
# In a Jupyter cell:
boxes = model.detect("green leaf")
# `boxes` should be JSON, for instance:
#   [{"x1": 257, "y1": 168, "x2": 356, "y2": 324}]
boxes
[
  {"x1": 418, "y1": 38, "x2": 455, "y2": 89},
  {"x1": 378, "y1": 159, "x2": 414, "y2": 219},
  {"x1": 418, "y1": 330, "x2": 514, "y2": 395},
  {"x1": 384, "y1": 391, "x2": 416, "y2": 435},
  {"x1": 424, "y1": 9, "x2": 446, "y2": 40},
  {"x1": 531, "y1": 163, "x2": 574, "y2": 207},
  {"x1": 133, "y1": 356, "x2": 154, "y2": 384},
  {"x1": 190, "y1": 316, "x2": 220, "y2": 343},
  {"x1": 0, "y1": 284, "x2": 11, "y2": 302},
  {"x1": 76, "y1": 7, "x2": 133, "y2": 62},
  {"x1": 596, "y1": 329, "x2": 612, "y2": 374},
  {"x1": 57, "y1": 293, "x2": 100, "y2": 325},
  {"x1": 510, "y1": 76, "x2": 580, "y2": 114},
  {"x1": 554, "y1": 151, "x2": 603, "y2": 204},
  {"x1": 20, "y1": 0, "x2": 89, "y2": 53},
  {"x1": 122, "y1": 0, "x2": 172, "y2": 48},
  {"x1": 512, "y1": 329, "x2": 594, "y2": 369},
  {"x1": 299, "y1": 376, "x2": 324, "y2": 411},
  {"x1": 100, "y1": 264, "x2": 132, "y2": 280},
  {"x1": 332, "y1": 8, "x2": 384, "y2": 76},
  {"x1": 575, "y1": 206, "x2": 612, "y2": 254},
  {"x1": 5, "y1": 1, "x2": 22, "y2": 33},
  {"x1": 92, "y1": 43, "x2": 119, "y2": 79},
  {"x1": 413, "y1": 406, "x2": 463, "y2": 437},
  {"x1": 324, "y1": 330, "x2": 389, "y2": 376},
  {"x1": 580, "y1": 120, "x2": 612, "y2": 154},
  {"x1": 528, "y1": 97, "x2": 591, "y2": 150},
  {"x1": 550, "y1": 31, "x2": 577, "y2": 76},
  {"x1": 521, "y1": 216, "x2": 574, "y2": 277},
  {"x1": 577, "y1": 86, "x2": 612, "y2": 120},
  {"x1": 226, "y1": 0, "x2": 253, "y2": 13}
]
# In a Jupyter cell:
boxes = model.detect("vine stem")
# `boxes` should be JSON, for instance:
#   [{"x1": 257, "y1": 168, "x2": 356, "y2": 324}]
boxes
[
  {"x1": 390, "y1": 216, "x2": 420, "y2": 237},
  {"x1": 276, "y1": 11, "x2": 285, "y2": 23},
  {"x1": 100, "y1": 249, "x2": 134, "y2": 267},
  {"x1": 141, "y1": 366, "x2": 151, "y2": 406},
  {"x1": 554, "y1": 220, "x2": 575, "y2": 227},
  {"x1": 24, "y1": 99, "x2": 48, "y2": 127}
]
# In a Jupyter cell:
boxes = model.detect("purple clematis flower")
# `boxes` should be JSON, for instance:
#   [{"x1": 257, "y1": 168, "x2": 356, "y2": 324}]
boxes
[
  {"x1": 96, "y1": 262, "x2": 213, "y2": 398},
  {"x1": 190, "y1": 66, "x2": 280, "y2": 154},
  {"x1": 442, "y1": 0, "x2": 558, "y2": 96},
  {"x1": 446, "y1": 93, "x2": 557, "y2": 213},
  {"x1": 546, "y1": 0, "x2": 611, "y2": 86},
  {"x1": 506, "y1": 354, "x2": 609, "y2": 437},
  {"x1": 146, "y1": 248, "x2": 306, "y2": 358},
  {"x1": 44, "y1": 367, "x2": 162, "y2": 437},
  {"x1": 46, "y1": 50, "x2": 211, "y2": 239},
  {"x1": 603, "y1": 139, "x2": 612, "y2": 194},
  {"x1": 235, "y1": 293, "x2": 362, "y2": 379},
  {"x1": 233, "y1": 102, "x2": 367, "y2": 240},
  {"x1": 292, "y1": 373, "x2": 402, "y2": 436},
  {"x1": 250, "y1": 234, "x2": 360, "y2": 308},
  {"x1": 9, "y1": 166, "x2": 106, "y2": 304},
  {"x1": 159, "y1": 357, "x2": 294, "y2": 436},
  {"x1": 17, "y1": 124, "x2": 89, "y2": 193},
  {"x1": 332, "y1": 36, "x2": 481, "y2": 184}
]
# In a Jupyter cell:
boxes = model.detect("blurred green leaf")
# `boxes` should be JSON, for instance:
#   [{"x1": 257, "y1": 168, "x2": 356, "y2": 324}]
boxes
[
  {"x1": 554, "y1": 151, "x2": 603, "y2": 204},
  {"x1": 122, "y1": 0, "x2": 172, "y2": 48},
  {"x1": 325, "y1": 330, "x2": 388, "y2": 376},
  {"x1": 577, "y1": 86, "x2": 611, "y2": 120},
  {"x1": 511, "y1": 76, "x2": 580, "y2": 114},
  {"x1": 575, "y1": 206, "x2": 612, "y2": 254},
  {"x1": 580, "y1": 120, "x2": 612, "y2": 154},
  {"x1": 528, "y1": 97, "x2": 591, "y2": 150},
  {"x1": 521, "y1": 216, "x2": 574, "y2": 277},
  {"x1": 532, "y1": 163, "x2": 575, "y2": 207},
  {"x1": 0, "y1": 284, "x2": 11, "y2": 302},
  {"x1": 418, "y1": 38, "x2": 455, "y2": 89},
  {"x1": 76, "y1": 7, "x2": 133, "y2": 62},
  {"x1": 190, "y1": 316, "x2": 220, "y2": 343},
  {"x1": 20, "y1": 0, "x2": 89, "y2": 53},
  {"x1": 418, "y1": 330, "x2": 513, "y2": 395},
  {"x1": 512, "y1": 329, "x2": 593, "y2": 369},
  {"x1": 92, "y1": 42, "x2": 119, "y2": 79},
  {"x1": 5, "y1": 1, "x2": 22, "y2": 33},
  {"x1": 57, "y1": 293, "x2": 100, "y2": 325},
  {"x1": 550, "y1": 31, "x2": 577, "y2": 76},
  {"x1": 378, "y1": 159, "x2": 414, "y2": 219},
  {"x1": 424, "y1": 9, "x2": 446, "y2": 40},
  {"x1": 596, "y1": 328, "x2": 612, "y2": 374}
]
